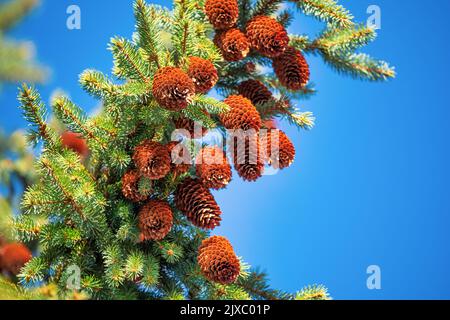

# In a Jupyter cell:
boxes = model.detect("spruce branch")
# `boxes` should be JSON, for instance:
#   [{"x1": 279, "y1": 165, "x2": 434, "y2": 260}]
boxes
[
  {"x1": 134, "y1": 0, "x2": 162, "y2": 69},
  {"x1": 322, "y1": 51, "x2": 396, "y2": 81},
  {"x1": 18, "y1": 85, "x2": 59, "y2": 148},
  {"x1": 171, "y1": 0, "x2": 198, "y2": 66},
  {"x1": 251, "y1": 0, "x2": 284, "y2": 19},
  {"x1": 277, "y1": 9, "x2": 294, "y2": 28},
  {"x1": 237, "y1": 0, "x2": 252, "y2": 29},
  {"x1": 40, "y1": 156, "x2": 88, "y2": 221},
  {"x1": 295, "y1": 284, "x2": 331, "y2": 300},
  {"x1": 292, "y1": 0, "x2": 354, "y2": 28},
  {"x1": 313, "y1": 24, "x2": 377, "y2": 54},
  {"x1": 256, "y1": 97, "x2": 316, "y2": 130},
  {"x1": 191, "y1": 94, "x2": 230, "y2": 115},
  {"x1": 110, "y1": 37, "x2": 151, "y2": 82},
  {"x1": 80, "y1": 70, "x2": 151, "y2": 106},
  {"x1": 236, "y1": 269, "x2": 292, "y2": 300},
  {"x1": 52, "y1": 96, "x2": 108, "y2": 150},
  {"x1": 18, "y1": 256, "x2": 46, "y2": 284}
]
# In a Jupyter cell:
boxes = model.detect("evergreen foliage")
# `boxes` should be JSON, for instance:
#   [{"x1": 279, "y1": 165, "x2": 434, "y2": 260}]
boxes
[
  {"x1": 10, "y1": 0, "x2": 393, "y2": 300},
  {"x1": 0, "y1": 0, "x2": 46, "y2": 87}
]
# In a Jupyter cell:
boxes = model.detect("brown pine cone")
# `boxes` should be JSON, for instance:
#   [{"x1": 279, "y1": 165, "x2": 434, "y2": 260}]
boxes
[
  {"x1": 175, "y1": 178, "x2": 222, "y2": 229},
  {"x1": 133, "y1": 140, "x2": 171, "y2": 180},
  {"x1": 152, "y1": 67, "x2": 195, "y2": 111},
  {"x1": 198, "y1": 236, "x2": 240, "y2": 285},
  {"x1": 231, "y1": 132, "x2": 264, "y2": 182},
  {"x1": 174, "y1": 115, "x2": 209, "y2": 139},
  {"x1": 272, "y1": 46, "x2": 310, "y2": 90},
  {"x1": 167, "y1": 141, "x2": 192, "y2": 175},
  {"x1": 245, "y1": 16, "x2": 289, "y2": 58},
  {"x1": 214, "y1": 29, "x2": 250, "y2": 62},
  {"x1": 196, "y1": 146, "x2": 232, "y2": 190},
  {"x1": 261, "y1": 129, "x2": 296, "y2": 169},
  {"x1": 138, "y1": 200, "x2": 173, "y2": 241},
  {"x1": 237, "y1": 79, "x2": 273, "y2": 106},
  {"x1": 61, "y1": 131, "x2": 89, "y2": 158},
  {"x1": 220, "y1": 95, "x2": 262, "y2": 131},
  {"x1": 205, "y1": 0, "x2": 239, "y2": 30},
  {"x1": 0, "y1": 243, "x2": 32, "y2": 275},
  {"x1": 188, "y1": 57, "x2": 219, "y2": 94},
  {"x1": 122, "y1": 170, "x2": 148, "y2": 202}
]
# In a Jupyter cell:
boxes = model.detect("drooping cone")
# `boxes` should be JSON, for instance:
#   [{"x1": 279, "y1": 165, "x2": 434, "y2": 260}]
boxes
[
  {"x1": 174, "y1": 115, "x2": 209, "y2": 139},
  {"x1": 205, "y1": 0, "x2": 239, "y2": 30},
  {"x1": 138, "y1": 200, "x2": 173, "y2": 241},
  {"x1": 214, "y1": 29, "x2": 250, "y2": 62},
  {"x1": 0, "y1": 243, "x2": 32, "y2": 275},
  {"x1": 188, "y1": 57, "x2": 219, "y2": 94},
  {"x1": 261, "y1": 129, "x2": 296, "y2": 169},
  {"x1": 231, "y1": 132, "x2": 264, "y2": 181},
  {"x1": 196, "y1": 146, "x2": 232, "y2": 190},
  {"x1": 245, "y1": 16, "x2": 289, "y2": 58},
  {"x1": 198, "y1": 236, "x2": 240, "y2": 285},
  {"x1": 167, "y1": 141, "x2": 192, "y2": 176},
  {"x1": 272, "y1": 46, "x2": 310, "y2": 90},
  {"x1": 237, "y1": 79, "x2": 273, "y2": 106},
  {"x1": 152, "y1": 67, "x2": 195, "y2": 111},
  {"x1": 122, "y1": 170, "x2": 148, "y2": 202},
  {"x1": 220, "y1": 95, "x2": 262, "y2": 131},
  {"x1": 61, "y1": 131, "x2": 89, "y2": 158},
  {"x1": 133, "y1": 140, "x2": 171, "y2": 180},
  {"x1": 175, "y1": 178, "x2": 222, "y2": 229}
]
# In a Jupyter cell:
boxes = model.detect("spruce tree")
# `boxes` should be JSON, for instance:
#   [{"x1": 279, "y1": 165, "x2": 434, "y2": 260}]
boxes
[{"x1": 12, "y1": 0, "x2": 393, "y2": 300}]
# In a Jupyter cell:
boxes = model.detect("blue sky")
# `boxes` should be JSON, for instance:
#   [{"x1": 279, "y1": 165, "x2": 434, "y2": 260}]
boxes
[{"x1": 1, "y1": 0, "x2": 450, "y2": 299}]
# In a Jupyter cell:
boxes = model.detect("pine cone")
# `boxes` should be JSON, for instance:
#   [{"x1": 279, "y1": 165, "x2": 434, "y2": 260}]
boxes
[
  {"x1": 261, "y1": 129, "x2": 296, "y2": 169},
  {"x1": 196, "y1": 146, "x2": 232, "y2": 190},
  {"x1": 188, "y1": 57, "x2": 219, "y2": 94},
  {"x1": 167, "y1": 141, "x2": 192, "y2": 175},
  {"x1": 245, "y1": 16, "x2": 289, "y2": 58},
  {"x1": 198, "y1": 236, "x2": 240, "y2": 284},
  {"x1": 175, "y1": 178, "x2": 222, "y2": 229},
  {"x1": 133, "y1": 140, "x2": 171, "y2": 180},
  {"x1": 0, "y1": 243, "x2": 32, "y2": 275},
  {"x1": 231, "y1": 133, "x2": 264, "y2": 182},
  {"x1": 220, "y1": 95, "x2": 262, "y2": 131},
  {"x1": 152, "y1": 67, "x2": 195, "y2": 111},
  {"x1": 272, "y1": 46, "x2": 310, "y2": 90},
  {"x1": 205, "y1": 0, "x2": 239, "y2": 30},
  {"x1": 61, "y1": 131, "x2": 89, "y2": 158},
  {"x1": 122, "y1": 170, "x2": 148, "y2": 202},
  {"x1": 214, "y1": 29, "x2": 250, "y2": 62},
  {"x1": 237, "y1": 79, "x2": 273, "y2": 106},
  {"x1": 138, "y1": 200, "x2": 173, "y2": 241},
  {"x1": 174, "y1": 116, "x2": 209, "y2": 139}
]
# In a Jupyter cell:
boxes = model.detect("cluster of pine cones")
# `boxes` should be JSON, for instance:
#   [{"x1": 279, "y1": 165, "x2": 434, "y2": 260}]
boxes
[
  {"x1": 121, "y1": 0, "x2": 310, "y2": 285},
  {"x1": 206, "y1": 0, "x2": 310, "y2": 90}
]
